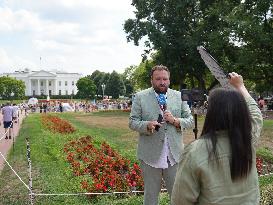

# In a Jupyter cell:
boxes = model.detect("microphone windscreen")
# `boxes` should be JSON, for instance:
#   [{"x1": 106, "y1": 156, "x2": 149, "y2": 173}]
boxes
[{"x1": 158, "y1": 94, "x2": 166, "y2": 105}]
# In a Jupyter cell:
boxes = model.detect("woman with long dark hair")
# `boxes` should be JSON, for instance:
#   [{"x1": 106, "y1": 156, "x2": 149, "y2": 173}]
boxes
[{"x1": 172, "y1": 72, "x2": 263, "y2": 205}]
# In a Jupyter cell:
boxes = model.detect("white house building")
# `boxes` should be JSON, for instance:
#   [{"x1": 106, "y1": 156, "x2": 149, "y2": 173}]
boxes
[{"x1": 1, "y1": 69, "x2": 82, "y2": 96}]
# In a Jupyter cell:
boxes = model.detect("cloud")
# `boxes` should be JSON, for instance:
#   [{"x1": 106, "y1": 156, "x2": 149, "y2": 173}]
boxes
[
  {"x1": 0, "y1": 1, "x2": 145, "y2": 76},
  {"x1": 33, "y1": 40, "x2": 73, "y2": 52},
  {"x1": 0, "y1": 48, "x2": 12, "y2": 66},
  {"x1": 0, "y1": 48, "x2": 37, "y2": 72},
  {"x1": 0, "y1": 7, "x2": 40, "y2": 32}
]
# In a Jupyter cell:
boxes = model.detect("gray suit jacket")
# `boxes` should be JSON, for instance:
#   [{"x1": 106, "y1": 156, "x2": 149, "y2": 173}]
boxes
[{"x1": 129, "y1": 87, "x2": 193, "y2": 165}]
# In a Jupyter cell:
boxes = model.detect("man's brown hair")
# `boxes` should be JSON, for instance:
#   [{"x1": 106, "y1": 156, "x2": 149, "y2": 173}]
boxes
[{"x1": 150, "y1": 65, "x2": 170, "y2": 78}]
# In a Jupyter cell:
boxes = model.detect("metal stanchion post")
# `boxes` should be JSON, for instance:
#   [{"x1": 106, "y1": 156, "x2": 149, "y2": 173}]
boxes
[
  {"x1": 192, "y1": 104, "x2": 198, "y2": 140},
  {"x1": 26, "y1": 138, "x2": 34, "y2": 205}
]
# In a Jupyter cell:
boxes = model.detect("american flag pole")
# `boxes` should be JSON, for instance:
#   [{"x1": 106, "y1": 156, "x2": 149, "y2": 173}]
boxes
[{"x1": 40, "y1": 56, "x2": 42, "y2": 69}]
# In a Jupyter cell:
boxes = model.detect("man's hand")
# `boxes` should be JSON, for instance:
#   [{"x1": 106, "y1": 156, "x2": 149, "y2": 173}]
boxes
[
  {"x1": 163, "y1": 110, "x2": 175, "y2": 124},
  {"x1": 147, "y1": 121, "x2": 162, "y2": 133}
]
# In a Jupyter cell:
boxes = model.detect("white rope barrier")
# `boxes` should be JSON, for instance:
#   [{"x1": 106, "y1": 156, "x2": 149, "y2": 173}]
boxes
[
  {"x1": 0, "y1": 151, "x2": 30, "y2": 191},
  {"x1": 259, "y1": 172, "x2": 273, "y2": 177},
  {"x1": 32, "y1": 189, "x2": 167, "y2": 197}
]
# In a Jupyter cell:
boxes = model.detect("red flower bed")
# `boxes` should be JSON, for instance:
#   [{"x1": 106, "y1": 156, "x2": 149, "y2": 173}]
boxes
[
  {"x1": 41, "y1": 115, "x2": 75, "y2": 134},
  {"x1": 256, "y1": 157, "x2": 263, "y2": 175},
  {"x1": 64, "y1": 136, "x2": 144, "y2": 193},
  {"x1": 256, "y1": 157, "x2": 273, "y2": 176}
]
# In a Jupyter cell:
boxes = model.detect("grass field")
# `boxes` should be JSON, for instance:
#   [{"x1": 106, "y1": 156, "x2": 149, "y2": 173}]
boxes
[{"x1": 0, "y1": 111, "x2": 272, "y2": 204}]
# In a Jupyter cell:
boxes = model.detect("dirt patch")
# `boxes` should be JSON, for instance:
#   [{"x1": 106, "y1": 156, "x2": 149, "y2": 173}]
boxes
[
  {"x1": 75, "y1": 116, "x2": 130, "y2": 130},
  {"x1": 76, "y1": 115, "x2": 199, "y2": 145},
  {"x1": 76, "y1": 113, "x2": 272, "y2": 153},
  {"x1": 257, "y1": 129, "x2": 273, "y2": 154},
  {"x1": 264, "y1": 111, "x2": 273, "y2": 120}
]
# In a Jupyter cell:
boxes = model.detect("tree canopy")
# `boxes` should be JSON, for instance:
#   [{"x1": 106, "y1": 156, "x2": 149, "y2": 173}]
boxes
[
  {"x1": 85, "y1": 70, "x2": 130, "y2": 99},
  {"x1": 105, "y1": 71, "x2": 126, "y2": 99},
  {"x1": 124, "y1": 0, "x2": 272, "y2": 92},
  {"x1": 0, "y1": 76, "x2": 26, "y2": 100},
  {"x1": 76, "y1": 77, "x2": 97, "y2": 99}
]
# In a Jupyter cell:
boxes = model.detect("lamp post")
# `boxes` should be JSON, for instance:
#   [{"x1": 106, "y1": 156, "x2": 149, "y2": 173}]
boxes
[
  {"x1": 10, "y1": 92, "x2": 14, "y2": 100},
  {"x1": 101, "y1": 83, "x2": 105, "y2": 99}
]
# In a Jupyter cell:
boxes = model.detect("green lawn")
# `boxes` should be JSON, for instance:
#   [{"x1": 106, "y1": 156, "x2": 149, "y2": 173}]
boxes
[
  {"x1": 0, "y1": 111, "x2": 272, "y2": 204},
  {"x1": 0, "y1": 112, "x2": 168, "y2": 205}
]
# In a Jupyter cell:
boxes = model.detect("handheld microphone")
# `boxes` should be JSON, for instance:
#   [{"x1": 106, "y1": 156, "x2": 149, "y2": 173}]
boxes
[
  {"x1": 155, "y1": 114, "x2": 163, "y2": 131},
  {"x1": 155, "y1": 94, "x2": 167, "y2": 131}
]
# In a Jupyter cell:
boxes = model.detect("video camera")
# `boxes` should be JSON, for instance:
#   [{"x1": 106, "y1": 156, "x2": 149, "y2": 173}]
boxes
[
  {"x1": 181, "y1": 88, "x2": 207, "y2": 140},
  {"x1": 181, "y1": 88, "x2": 207, "y2": 103}
]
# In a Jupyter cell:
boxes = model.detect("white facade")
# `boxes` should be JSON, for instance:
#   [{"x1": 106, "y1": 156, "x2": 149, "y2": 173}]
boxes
[{"x1": 1, "y1": 69, "x2": 82, "y2": 96}]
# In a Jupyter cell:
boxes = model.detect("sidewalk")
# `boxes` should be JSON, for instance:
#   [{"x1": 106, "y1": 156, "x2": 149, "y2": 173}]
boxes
[{"x1": 0, "y1": 113, "x2": 25, "y2": 172}]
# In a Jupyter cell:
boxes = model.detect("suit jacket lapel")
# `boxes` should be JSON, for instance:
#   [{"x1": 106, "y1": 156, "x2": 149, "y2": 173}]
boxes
[
  {"x1": 148, "y1": 87, "x2": 162, "y2": 113},
  {"x1": 166, "y1": 89, "x2": 173, "y2": 110}
]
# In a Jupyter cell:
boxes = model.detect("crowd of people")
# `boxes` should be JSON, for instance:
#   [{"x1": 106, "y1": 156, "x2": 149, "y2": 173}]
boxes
[{"x1": 0, "y1": 99, "x2": 131, "y2": 115}]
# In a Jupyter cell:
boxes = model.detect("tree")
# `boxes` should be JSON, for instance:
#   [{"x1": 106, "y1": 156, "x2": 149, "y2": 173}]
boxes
[
  {"x1": 124, "y1": 0, "x2": 272, "y2": 91},
  {"x1": 76, "y1": 77, "x2": 97, "y2": 99},
  {"x1": 227, "y1": 0, "x2": 273, "y2": 92},
  {"x1": 88, "y1": 70, "x2": 111, "y2": 98},
  {"x1": 124, "y1": 1, "x2": 213, "y2": 88},
  {"x1": 122, "y1": 65, "x2": 141, "y2": 94},
  {"x1": 88, "y1": 70, "x2": 106, "y2": 97},
  {"x1": 123, "y1": 79, "x2": 134, "y2": 96},
  {"x1": 0, "y1": 76, "x2": 25, "y2": 100},
  {"x1": 105, "y1": 71, "x2": 125, "y2": 99}
]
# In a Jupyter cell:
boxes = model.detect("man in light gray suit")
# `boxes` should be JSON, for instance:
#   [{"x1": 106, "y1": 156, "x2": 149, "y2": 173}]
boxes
[{"x1": 129, "y1": 65, "x2": 193, "y2": 205}]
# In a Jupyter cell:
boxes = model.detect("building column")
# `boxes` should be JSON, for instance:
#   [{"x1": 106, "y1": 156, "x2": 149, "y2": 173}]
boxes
[
  {"x1": 45, "y1": 79, "x2": 49, "y2": 95},
  {"x1": 28, "y1": 79, "x2": 32, "y2": 96},
  {"x1": 37, "y1": 79, "x2": 40, "y2": 95},
  {"x1": 55, "y1": 80, "x2": 58, "y2": 95}
]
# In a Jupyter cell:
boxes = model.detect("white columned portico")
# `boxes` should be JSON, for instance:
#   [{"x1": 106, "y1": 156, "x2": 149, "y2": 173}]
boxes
[
  {"x1": 1, "y1": 70, "x2": 81, "y2": 97},
  {"x1": 45, "y1": 79, "x2": 49, "y2": 95},
  {"x1": 37, "y1": 79, "x2": 40, "y2": 95}
]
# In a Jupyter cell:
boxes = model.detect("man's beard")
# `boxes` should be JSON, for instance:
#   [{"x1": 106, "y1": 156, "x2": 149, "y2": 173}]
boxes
[{"x1": 153, "y1": 85, "x2": 168, "y2": 94}]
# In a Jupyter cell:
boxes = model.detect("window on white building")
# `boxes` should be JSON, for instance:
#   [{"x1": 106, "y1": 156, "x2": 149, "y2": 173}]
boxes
[
  {"x1": 33, "y1": 90, "x2": 35, "y2": 95},
  {"x1": 49, "y1": 81, "x2": 52, "y2": 86},
  {"x1": 59, "y1": 81, "x2": 61, "y2": 86},
  {"x1": 65, "y1": 81, "x2": 68, "y2": 86},
  {"x1": 66, "y1": 90, "x2": 68, "y2": 95},
  {"x1": 49, "y1": 90, "x2": 52, "y2": 95},
  {"x1": 41, "y1": 81, "x2": 43, "y2": 86},
  {"x1": 72, "y1": 90, "x2": 74, "y2": 95},
  {"x1": 72, "y1": 81, "x2": 74, "y2": 86},
  {"x1": 59, "y1": 90, "x2": 61, "y2": 95}
]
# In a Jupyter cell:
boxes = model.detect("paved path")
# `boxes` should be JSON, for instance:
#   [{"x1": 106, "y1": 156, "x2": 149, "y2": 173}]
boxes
[{"x1": 0, "y1": 112, "x2": 25, "y2": 172}]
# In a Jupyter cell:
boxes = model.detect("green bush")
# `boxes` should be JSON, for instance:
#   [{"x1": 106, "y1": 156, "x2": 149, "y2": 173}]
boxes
[{"x1": 257, "y1": 147, "x2": 273, "y2": 163}]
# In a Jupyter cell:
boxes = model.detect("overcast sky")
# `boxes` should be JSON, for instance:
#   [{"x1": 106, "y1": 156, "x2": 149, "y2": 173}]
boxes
[{"x1": 0, "y1": 0, "x2": 146, "y2": 76}]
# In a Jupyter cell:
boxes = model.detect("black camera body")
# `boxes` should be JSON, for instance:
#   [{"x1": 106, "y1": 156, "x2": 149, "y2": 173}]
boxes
[
  {"x1": 181, "y1": 88, "x2": 207, "y2": 103},
  {"x1": 181, "y1": 88, "x2": 207, "y2": 139}
]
